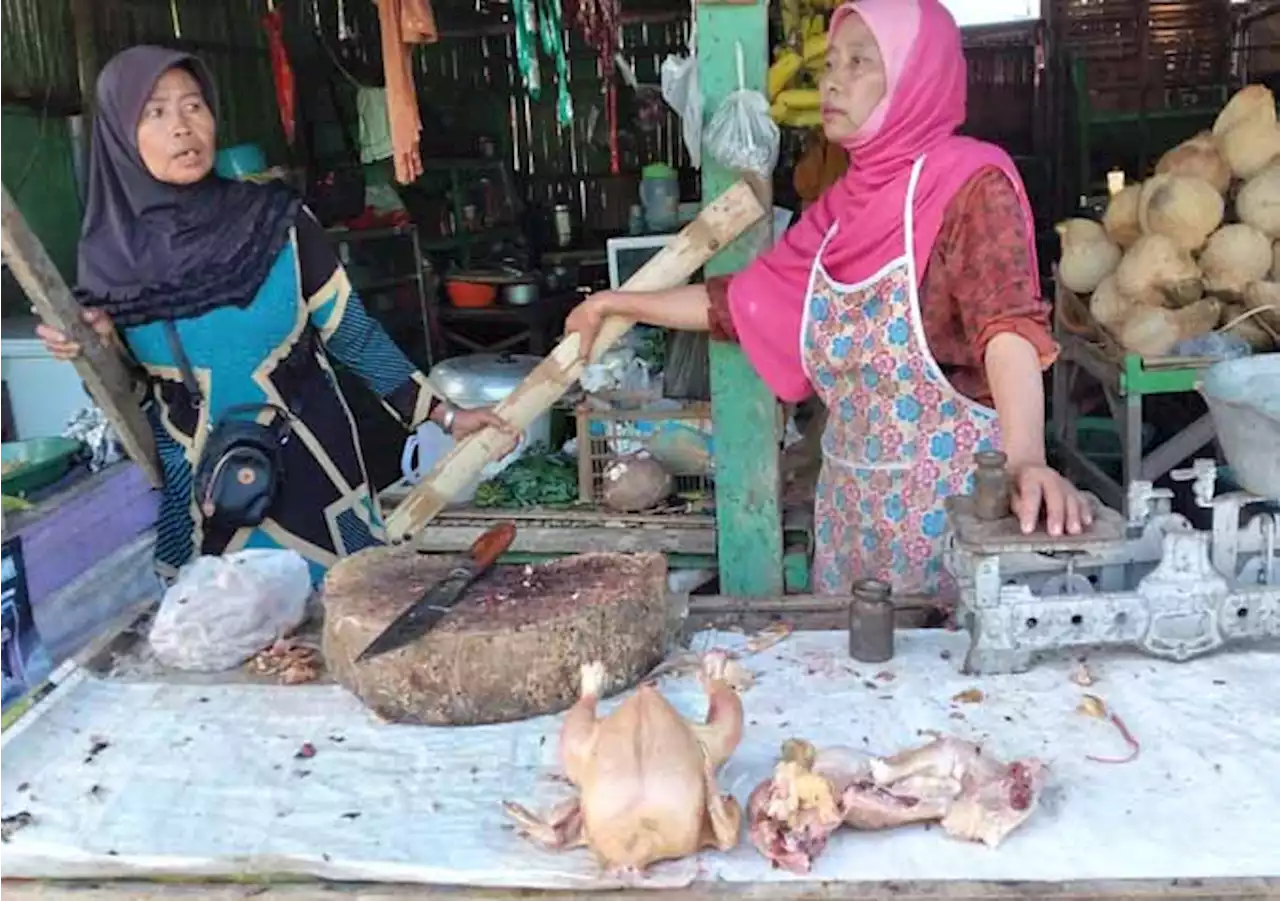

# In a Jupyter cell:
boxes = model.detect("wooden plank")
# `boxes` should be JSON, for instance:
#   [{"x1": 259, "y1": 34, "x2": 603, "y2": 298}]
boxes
[
  {"x1": 7, "y1": 877, "x2": 1276, "y2": 900},
  {"x1": 698, "y1": 2, "x2": 784, "y2": 599},
  {"x1": 0, "y1": 187, "x2": 162, "y2": 488},
  {"x1": 433, "y1": 507, "x2": 716, "y2": 527},
  {"x1": 378, "y1": 488, "x2": 717, "y2": 527},
  {"x1": 384, "y1": 181, "x2": 767, "y2": 541},
  {"x1": 413, "y1": 522, "x2": 718, "y2": 555}
]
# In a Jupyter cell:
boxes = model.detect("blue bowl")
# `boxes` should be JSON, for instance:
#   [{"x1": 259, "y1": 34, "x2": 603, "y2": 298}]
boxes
[{"x1": 215, "y1": 144, "x2": 267, "y2": 179}]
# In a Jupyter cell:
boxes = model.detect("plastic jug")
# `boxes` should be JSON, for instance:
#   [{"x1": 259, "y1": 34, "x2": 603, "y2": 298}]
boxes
[
  {"x1": 400, "y1": 421, "x2": 527, "y2": 506},
  {"x1": 640, "y1": 163, "x2": 679, "y2": 232}
]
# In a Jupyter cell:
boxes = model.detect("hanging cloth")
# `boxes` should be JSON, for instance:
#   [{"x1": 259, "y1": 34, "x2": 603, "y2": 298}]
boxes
[
  {"x1": 262, "y1": 9, "x2": 297, "y2": 146},
  {"x1": 373, "y1": 0, "x2": 439, "y2": 184},
  {"x1": 357, "y1": 86, "x2": 395, "y2": 164}
]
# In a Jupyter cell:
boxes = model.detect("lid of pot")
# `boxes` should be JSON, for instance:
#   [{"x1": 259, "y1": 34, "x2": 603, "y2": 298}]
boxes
[
  {"x1": 642, "y1": 162, "x2": 677, "y2": 180},
  {"x1": 429, "y1": 353, "x2": 543, "y2": 407}
]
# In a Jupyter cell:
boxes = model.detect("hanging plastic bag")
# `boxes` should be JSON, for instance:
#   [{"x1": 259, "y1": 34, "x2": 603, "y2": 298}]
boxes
[
  {"x1": 148, "y1": 550, "x2": 313, "y2": 672},
  {"x1": 661, "y1": 53, "x2": 702, "y2": 168},
  {"x1": 703, "y1": 41, "x2": 781, "y2": 180}
]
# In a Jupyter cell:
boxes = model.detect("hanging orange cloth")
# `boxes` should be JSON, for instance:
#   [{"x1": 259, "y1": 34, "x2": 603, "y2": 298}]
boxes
[
  {"x1": 374, "y1": 0, "x2": 439, "y2": 184},
  {"x1": 793, "y1": 130, "x2": 849, "y2": 209}
]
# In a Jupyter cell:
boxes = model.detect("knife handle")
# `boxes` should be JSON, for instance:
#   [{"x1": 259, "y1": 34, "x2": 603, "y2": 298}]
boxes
[{"x1": 469, "y1": 521, "x2": 517, "y2": 568}]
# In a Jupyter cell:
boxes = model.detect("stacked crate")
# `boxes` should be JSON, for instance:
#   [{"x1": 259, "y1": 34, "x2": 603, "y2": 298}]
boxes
[{"x1": 1050, "y1": 0, "x2": 1232, "y2": 112}]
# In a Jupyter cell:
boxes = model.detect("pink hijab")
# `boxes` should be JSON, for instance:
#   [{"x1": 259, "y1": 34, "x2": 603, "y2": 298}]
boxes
[{"x1": 727, "y1": 0, "x2": 1039, "y2": 402}]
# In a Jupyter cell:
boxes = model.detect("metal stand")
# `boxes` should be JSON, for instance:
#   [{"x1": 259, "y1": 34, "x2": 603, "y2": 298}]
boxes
[
  {"x1": 1050, "y1": 284, "x2": 1216, "y2": 517},
  {"x1": 946, "y1": 463, "x2": 1279, "y2": 675}
]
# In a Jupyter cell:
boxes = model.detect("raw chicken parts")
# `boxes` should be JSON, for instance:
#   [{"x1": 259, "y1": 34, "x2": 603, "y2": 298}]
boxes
[
  {"x1": 504, "y1": 652, "x2": 744, "y2": 875},
  {"x1": 748, "y1": 736, "x2": 1047, "y2": 873}
]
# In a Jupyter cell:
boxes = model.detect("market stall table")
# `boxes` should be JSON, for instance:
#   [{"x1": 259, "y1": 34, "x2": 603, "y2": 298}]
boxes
[{"x1": 1, "y1": 629, "x2": 1277, "y2": 898}]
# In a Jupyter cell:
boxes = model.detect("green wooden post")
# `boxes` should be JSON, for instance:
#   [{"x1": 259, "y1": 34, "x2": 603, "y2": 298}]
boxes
[{"x1": 698, "y1": 0, "x2": 785, "y2": 598}]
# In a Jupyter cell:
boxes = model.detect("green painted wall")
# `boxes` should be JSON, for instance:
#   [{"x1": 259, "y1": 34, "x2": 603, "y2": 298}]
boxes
[
  {"x1": 697, "y1": 0, "x2": 785, "y2": 598},
  {"x1": 2, "y1": 106, "x2": 82, "y2": 290}
]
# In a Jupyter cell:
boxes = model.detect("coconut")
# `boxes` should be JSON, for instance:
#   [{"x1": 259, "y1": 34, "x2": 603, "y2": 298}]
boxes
[
  {"x1": 1217, "y1": 118, "x2": 1280, "y2": 181},
  {"x1": 1056, "y1": 218, "x2": 1121, "y2": 294},
  {"x1": 1137, "y1": 174, "x2": 1224, "y2": 251},
  {"x1": 1089, "y1": 274, "x2": 1165, "y2": 333},
  {"x1": 1242, "y1": 280, "x2": 1280, "y2": 333},
  {"x1": 1200, "y1": 224, "x2": 1272, "y2": 297},
  {"x1": 1115, "y1": 234, "x2": 1202, "y2": 305},
  {"x1": 1235, "y1": 164, "x2": 1280, "y2": 239},
  {"x1": 1117, "y1": 299, "x2": 1222, "y2": 358},
  {"x1": 1155, "y1": 133, "x2": 1232, "y2": 195},
  {"x1": 1212, "y1": 84, "x2": 1277, "y2": 139},
  {"x1": 1219, "y1": 302, "x2": 1277, "y2": 351},
  {"x1": 1103, "y1": 184, "x2": 1143, "y2": 247}
]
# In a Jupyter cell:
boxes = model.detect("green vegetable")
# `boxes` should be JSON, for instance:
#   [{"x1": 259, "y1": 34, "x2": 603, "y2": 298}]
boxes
[
  {"x1": 1, "y1": 495, "x2": 33, "y2": 514},
  {"x1": 473, "y1": 446, "x2": 580, "y2": 508}
]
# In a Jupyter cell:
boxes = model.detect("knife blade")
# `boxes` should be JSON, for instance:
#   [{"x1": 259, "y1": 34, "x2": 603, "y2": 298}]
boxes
[{"x1": 356, "y1": 521, "x2": 517, "y2": 663}]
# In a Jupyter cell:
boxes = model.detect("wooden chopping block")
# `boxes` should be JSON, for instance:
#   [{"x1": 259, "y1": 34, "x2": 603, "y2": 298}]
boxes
[
  {"x1": 384, "y1": 179, "x2": 767, "y2": 541},
  {"x1": 1, "y1": 186, "x2": 162, "y2": 487},
  {"x1": 323, "y1": 548, "x2": 670, "y2": 725}
]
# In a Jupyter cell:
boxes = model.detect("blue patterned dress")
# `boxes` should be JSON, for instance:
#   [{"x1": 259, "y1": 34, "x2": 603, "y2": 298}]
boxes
[{"x1": 122, "y1": 211, "x2": 437, "y2": 584}]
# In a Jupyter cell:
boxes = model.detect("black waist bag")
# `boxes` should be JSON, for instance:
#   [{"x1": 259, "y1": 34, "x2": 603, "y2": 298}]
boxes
[
  {"x1": 194, "y1": 402, "x2": 292, "y2": 529},
  {"x1": 164, "y1": 323, "x2": 293, "y2": 531}
]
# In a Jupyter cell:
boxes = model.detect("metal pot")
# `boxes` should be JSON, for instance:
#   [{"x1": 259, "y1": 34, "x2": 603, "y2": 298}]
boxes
[
  {"x1": 428, "y1": 353, "x2": 552, "y2": 453},
  {"x1": 503, "y1": 281, "x2": 540, "y2": 306}
]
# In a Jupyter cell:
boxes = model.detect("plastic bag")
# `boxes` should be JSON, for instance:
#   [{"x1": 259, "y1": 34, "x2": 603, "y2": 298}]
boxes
[
  {"x1": 1172, "y1": 331, "x2": 1252, "y2": 361},
  {"x1": 148, "y1": 549, "x2": 312, "y2": 672},
  {"x1": 703, "y1": 41, "x2": 780, "y2": 179},
  {"x1": 661, "y1": 52, "x2": 702, "y2": 168}
]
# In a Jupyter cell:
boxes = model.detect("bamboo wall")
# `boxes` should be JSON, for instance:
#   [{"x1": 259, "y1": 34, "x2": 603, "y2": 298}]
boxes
[{"x1": 1, "y1": 0, "x2": 1051, "y2": 261}]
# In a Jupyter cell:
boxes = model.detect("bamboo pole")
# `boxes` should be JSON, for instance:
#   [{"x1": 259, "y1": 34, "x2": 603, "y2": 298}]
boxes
[
  {"x1": 385, "y1": 180, "x2": 767, "y2": 541},
  {"x1": 1, "y1": 187, "x2": 162, "y2": 487}
]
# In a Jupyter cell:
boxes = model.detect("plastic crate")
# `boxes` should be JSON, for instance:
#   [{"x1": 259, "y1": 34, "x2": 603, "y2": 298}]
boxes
[{"x1": 574, "y1": 399, "x2": 714, "y2": 505}]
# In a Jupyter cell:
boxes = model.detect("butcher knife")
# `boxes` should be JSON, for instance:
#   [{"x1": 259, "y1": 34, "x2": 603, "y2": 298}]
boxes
[{"x1": 356, "y1": 521, "x2": 517, "y2": 663}]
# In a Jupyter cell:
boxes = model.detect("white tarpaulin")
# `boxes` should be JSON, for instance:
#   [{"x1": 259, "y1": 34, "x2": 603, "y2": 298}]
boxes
[{"x1": 2, "y1": 629, "x2": 1278, "y2": 889}]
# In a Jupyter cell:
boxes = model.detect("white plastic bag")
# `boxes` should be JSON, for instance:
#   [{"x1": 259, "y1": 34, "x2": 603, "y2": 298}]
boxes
[
  {"x1": 661, "y1": 52, "x2": 702, "y2": 169},
  {"x1": 703, "y1": 41, "x2": 780, "y2": 179},
  {"x1": 148, "y1": 549, "x2": 312, "y2": 672}
]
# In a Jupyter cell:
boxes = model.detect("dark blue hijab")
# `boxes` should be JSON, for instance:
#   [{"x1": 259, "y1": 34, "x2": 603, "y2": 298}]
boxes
[{"x1": 76, "y1": 45, "x2": 300, "y2": 327}]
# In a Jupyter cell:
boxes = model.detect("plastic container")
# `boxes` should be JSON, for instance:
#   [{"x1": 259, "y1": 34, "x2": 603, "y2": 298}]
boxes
[
  {"x1": 445, "y1": 280, "x2": 498, "y2": 308},
  {"x1": 640, "y1": 163, "x2": 679, "y2": 232},
  {"x1": 1199, "y1": 353, "x2": 1280, "y2": 498},
  {"x1": 2, "y1": 437, "x2": 85, "y2": 497},
  {"x1": 214, "y1": 144, "x2": 267, "y2": 180}
]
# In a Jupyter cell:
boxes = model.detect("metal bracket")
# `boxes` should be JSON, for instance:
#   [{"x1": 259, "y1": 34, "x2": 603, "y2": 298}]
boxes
[{"x1": 949, "y1": 467, "x2": 1280, "y2": 675}]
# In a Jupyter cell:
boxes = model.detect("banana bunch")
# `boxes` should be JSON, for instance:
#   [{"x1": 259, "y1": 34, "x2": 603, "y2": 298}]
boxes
[{"x1": 768, "y1": 22, "x2": 826, "y2": 129}]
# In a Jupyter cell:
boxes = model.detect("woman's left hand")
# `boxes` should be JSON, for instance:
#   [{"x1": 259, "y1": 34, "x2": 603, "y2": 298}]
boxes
[
  {"x1": 1009, "y1": 462, "x2": 1092, "y2": 537},
  {"x1": 448, "y1": 407, "x2": 521, "y2": 456}
]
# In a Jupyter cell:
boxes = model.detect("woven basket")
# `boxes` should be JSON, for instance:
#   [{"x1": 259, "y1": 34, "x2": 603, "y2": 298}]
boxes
[{"x1": 1055, "y1": 277, "x2": 1129, "y2": 364}]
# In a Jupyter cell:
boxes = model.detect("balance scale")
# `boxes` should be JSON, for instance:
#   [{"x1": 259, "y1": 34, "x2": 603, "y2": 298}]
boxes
[{"x1": 945, "y1": 460, "x2": 1280, "y2": 675}]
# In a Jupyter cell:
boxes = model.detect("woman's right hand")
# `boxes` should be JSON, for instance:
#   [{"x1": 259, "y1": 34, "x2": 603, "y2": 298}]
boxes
[
  {"x1": 563, "y1": 292, "x2": 620, "y2": 363},
  {"x1": 35, "y1": 309, "x2": 115, "y2": 361}
]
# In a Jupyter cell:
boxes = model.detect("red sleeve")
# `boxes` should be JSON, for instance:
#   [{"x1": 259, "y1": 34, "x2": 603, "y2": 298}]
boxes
[
  {"x1": 939, "y1": 168, "x2": 1058, "y2": 367},
  {"x1": 705, "y1": 275, "x2": 738, "y2": 342}
]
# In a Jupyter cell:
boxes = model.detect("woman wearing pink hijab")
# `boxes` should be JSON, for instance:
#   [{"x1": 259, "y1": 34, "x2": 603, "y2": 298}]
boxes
[{"x1": 566, "y1": 0, "x2": 1088, "y2": 598}]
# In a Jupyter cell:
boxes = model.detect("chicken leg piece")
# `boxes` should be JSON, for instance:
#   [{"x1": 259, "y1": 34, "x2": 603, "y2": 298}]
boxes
[
  {"x1": 698, "y1": 747, "x2": 744, "y2": 852},
  {"x1": 689, "y1": 651, "x2": 745, "y2": 769},
  {"x1": 502, "y1": 798, "x2": 586, "y2": 849},
  {"x1": 560, "y1": 661, "x2": 606, "y2": 786}
]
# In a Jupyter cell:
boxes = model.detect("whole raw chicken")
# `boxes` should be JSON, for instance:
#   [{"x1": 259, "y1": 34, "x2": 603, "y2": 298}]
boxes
[
  {"x1": 504, "y1": 652, "x2": 744, "y2": 876},
  {"x1": 748, "y1": 736, "x2": 1047, "y2": 873}
]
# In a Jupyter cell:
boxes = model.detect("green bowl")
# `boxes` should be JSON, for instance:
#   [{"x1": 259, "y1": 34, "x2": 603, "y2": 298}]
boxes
[{"x1": 1, "y1": 437, "x2": 85, "y2": 497}]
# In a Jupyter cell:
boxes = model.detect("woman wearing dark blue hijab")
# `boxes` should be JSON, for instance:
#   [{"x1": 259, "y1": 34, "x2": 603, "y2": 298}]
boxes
[{"x1": 38, "y1": 46, "x2": 509, "y2": 583}]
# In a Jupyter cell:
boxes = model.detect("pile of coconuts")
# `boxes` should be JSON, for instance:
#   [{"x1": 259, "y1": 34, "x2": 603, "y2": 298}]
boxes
[{"x1": 1057, "y1": 83, "x2": 1280, "y2": 358}]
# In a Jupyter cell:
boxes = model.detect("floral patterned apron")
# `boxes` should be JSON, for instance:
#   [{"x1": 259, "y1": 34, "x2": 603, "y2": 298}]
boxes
[{"x1": 803, "y1": 156, "x2": 1001, "y2": 599}]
